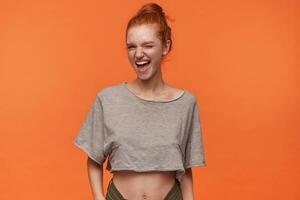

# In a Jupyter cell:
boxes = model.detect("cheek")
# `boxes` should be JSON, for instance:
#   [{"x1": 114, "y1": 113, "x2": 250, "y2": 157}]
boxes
[
  {"x1": 146, "y1": 48, "x2": 162, "y2": 57},
  {"x1": 151, "y1": 50, "x2": 163, "y2": 60},
  {"x1": 127, "y1": 51, "x2": 134, "y2": 59}
]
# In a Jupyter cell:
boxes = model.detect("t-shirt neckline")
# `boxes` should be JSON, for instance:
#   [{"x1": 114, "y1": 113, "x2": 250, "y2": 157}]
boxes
[{"x1": 122, "y1": 82, "x2": 186, "y2": 104}]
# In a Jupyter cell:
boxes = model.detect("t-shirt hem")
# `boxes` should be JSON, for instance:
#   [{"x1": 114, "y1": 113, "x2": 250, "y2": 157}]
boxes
[
  {"x1": 184, "y1": 161, "x2": 207, "y2": 169},
  {"x1": 73, "y1": 139, "x2": 105, "y2": 165},
  {"x1": 108, "y1": 166, "x2": 185, "y2": 173}
]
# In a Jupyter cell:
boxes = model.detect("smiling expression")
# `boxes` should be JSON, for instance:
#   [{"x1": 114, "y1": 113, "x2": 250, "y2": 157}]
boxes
[{"x1": 126, "y1": 23, "x2": 170, "y2": 80}]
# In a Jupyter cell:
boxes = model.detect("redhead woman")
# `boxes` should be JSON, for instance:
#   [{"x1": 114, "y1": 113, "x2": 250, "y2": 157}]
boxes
[{"x1": 73, "y1": 2, "x2": 206, "y2": 200}]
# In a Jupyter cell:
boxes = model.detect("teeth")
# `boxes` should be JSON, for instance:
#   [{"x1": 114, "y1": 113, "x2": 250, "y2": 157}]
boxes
[{"x1": 136, "y1": 60, "x2": 150, "y2": 65}]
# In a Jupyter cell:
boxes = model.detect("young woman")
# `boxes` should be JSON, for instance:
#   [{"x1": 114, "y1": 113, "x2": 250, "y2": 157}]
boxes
[{"x1": 73, "y1": 3, "x2": 206, "y2": 200}]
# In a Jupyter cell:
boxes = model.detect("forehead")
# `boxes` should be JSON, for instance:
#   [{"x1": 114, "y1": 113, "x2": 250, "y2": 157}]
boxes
[{"x1": 126, "y1": 24, "x2": 160, "y2": 43}]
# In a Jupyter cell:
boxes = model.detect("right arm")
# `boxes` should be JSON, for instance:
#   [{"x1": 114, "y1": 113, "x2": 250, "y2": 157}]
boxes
[{"x1": 87, "y1": 158, "x2": 106, "y2": 200}]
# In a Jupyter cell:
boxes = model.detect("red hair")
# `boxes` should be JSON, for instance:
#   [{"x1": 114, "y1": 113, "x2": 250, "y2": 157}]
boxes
[{"x1": 126, "y1": 3, "x2": 173, "y2": 53}]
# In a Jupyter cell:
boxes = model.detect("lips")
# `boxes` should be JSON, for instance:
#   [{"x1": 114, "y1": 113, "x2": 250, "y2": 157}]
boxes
[
  {"x1": 135, "y1": 60, "x2": 151, "y2": 73},
  {"x1": 135, "y1": 60, "x2": 151, "y2": 67}
]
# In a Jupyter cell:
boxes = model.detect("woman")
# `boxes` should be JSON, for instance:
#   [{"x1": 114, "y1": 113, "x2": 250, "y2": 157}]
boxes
[{"x1": 73, "y1": 3, "x2": 206, "y2": 200}]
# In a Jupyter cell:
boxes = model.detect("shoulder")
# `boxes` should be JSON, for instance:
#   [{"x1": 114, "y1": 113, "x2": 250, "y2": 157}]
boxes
[
  {"x1": 166, "y1": 84, "x2": 197, "y2": 104},
  {"x1": 95, "y1": 82, "x2": 125, "y2": 99},
  {"x1": 182, "y1": 88, "x2": 198, "y2": 104},
  {"x1": 180, "y1": 88, "x2": 203, "y2": 115}
]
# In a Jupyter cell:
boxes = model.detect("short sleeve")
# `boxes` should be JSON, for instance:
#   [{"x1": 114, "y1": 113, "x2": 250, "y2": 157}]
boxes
[
  {"x1": 184, "y1": 100, "x2": 207, "y2": 169},
  {"x1": 72, "y1": 95, "x2": 107, "y2": 165}
]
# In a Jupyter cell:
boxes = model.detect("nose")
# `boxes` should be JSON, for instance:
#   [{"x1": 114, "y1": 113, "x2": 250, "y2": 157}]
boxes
[{"x1": 135, "y1": 47, "x2": 144, "y2": 59}]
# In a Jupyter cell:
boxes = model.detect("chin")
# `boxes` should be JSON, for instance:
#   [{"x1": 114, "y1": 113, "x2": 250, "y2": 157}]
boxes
[
  {"x1": 137, "y1": 74, "x2": 151, "y2": 81},
  {"x1": 140, "y1": 67, "x2": 157, "y2": 80}
]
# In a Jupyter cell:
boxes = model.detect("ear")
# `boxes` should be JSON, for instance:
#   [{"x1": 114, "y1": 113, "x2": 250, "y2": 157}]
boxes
[{"x1": 162, "y1": 40, "x2": 171, "y2": 56}]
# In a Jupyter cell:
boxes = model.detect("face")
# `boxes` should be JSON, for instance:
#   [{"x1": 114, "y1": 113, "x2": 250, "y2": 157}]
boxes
[{"x1": 126, "y1": 23, "x2": 170, "y2": 80}]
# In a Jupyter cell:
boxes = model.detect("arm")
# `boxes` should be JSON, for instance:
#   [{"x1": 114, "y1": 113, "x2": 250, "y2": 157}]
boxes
[
  {"x1": 180, "y1": 168, "x2": 195, "y2": 200},
  {"x1": 180, "y1": 99, "x2": 206, "y2": 199},
  {"x1": 87, "y1": 157, "x2": 106, "y2": 200}
]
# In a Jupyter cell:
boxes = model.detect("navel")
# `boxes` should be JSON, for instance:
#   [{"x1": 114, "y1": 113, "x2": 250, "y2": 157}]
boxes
[{"x1": 142, "y1": 193, "x2": 148, "y2": 199}]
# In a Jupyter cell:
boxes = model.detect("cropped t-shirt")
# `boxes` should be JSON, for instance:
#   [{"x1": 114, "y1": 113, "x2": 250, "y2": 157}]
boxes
[{"x1": 72, "y1": 82, "x2": 206, "y2": 182}]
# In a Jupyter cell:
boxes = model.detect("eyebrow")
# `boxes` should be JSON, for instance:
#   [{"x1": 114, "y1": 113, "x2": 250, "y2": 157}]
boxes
[{"x1": 127, "y1": 41, "x2": 155, "y2": 46}]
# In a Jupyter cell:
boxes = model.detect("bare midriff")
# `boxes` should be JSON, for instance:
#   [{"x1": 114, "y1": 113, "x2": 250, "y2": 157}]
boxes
[{"x1": 112, "y1": 170, "x2": 177, "y2": 200}]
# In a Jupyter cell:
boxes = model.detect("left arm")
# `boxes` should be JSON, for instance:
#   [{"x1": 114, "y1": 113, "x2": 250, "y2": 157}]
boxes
[
  {"x1": 180, "y1": 168, "x2": 195, "y2": 200},
  {"x1": 180, "y1": 98, "x2": 206, "y2": 200}
]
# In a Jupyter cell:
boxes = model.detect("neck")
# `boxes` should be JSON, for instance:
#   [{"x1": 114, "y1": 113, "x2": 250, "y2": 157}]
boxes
[{"x1": 131, "y1": 67, "x2": 167, "y2": 95}]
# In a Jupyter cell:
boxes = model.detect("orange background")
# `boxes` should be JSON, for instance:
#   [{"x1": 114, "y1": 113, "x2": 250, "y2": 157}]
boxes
[{"x1": 0, "y1": 0, "x2": 299, "y2": 199}]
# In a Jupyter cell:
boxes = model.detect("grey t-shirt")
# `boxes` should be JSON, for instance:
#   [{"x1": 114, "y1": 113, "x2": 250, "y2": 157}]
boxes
[{"x1": 73, "y1": 82, "x2": 206, "y2": 182}]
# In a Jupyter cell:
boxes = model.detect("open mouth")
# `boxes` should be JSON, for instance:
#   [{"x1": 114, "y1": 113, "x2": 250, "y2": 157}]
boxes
[
  {"x1": 135, "y1": 60, "x2": 151, "y2": 72},
  {"x1": 135, "y1": 60, "x2": 151, "y2": 67}
]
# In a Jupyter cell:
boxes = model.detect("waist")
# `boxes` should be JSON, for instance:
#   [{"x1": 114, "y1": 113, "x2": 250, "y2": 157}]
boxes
[{"x1": 112, "y1": 170, "x2": 176, "y2": 189}]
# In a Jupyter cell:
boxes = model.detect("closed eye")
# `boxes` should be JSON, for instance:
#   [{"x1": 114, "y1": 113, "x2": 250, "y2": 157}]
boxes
[{"x1": 126, "y1": 45, "x2": 153, "y2": 50}]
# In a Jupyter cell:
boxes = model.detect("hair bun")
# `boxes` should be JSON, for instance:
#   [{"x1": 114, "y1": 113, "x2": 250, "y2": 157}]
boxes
[
  {"x1": 137, "y1": 3, "x2": 165, "y2": 17},
  {"x1": 126, "y1": 2, "x2": 173, "y2": 54}
]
